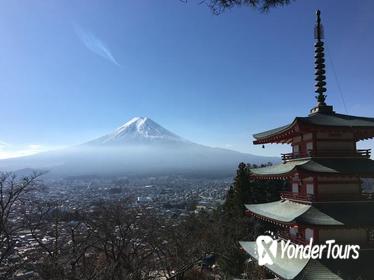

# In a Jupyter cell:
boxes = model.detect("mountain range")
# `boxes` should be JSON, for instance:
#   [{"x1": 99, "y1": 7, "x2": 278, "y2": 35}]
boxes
[{"x1": 0, "y1": 117, "x2": 276, "y2": 178}]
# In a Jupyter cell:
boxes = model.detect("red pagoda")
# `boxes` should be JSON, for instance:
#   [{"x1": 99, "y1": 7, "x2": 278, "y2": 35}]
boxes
[{"x1": 240, "y1": 11, "x2": 374, "y2": 280}]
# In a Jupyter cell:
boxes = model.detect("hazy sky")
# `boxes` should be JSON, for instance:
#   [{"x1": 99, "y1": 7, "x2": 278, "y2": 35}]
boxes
[{"x1": 1, "y1": 0, "x2": 374, "y2": 158}]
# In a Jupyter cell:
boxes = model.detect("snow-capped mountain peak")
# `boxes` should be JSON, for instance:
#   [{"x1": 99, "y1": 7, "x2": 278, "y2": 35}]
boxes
[
  {"x1": 0, "y1": 117, "x2": 277, "y2": 177},
  {"x1": 87, "y1": 117, "x2": 185, "y2": 145}
]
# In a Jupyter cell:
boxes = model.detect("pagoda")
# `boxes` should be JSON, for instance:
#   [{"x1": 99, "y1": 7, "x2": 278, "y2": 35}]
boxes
[{"x1": 240, "y1": 11, "x2": 374, "y2": 280}]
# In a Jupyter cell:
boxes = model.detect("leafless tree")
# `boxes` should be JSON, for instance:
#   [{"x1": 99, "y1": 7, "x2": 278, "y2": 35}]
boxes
[
  {"x1": 84, "y1": 202, "x2": 158, "y2": 280},
  {"x1": 24, "y1": 200, "x2": 98, "y2": 280},
  {"x1": 181, "y1": 0, "x2": 293, "y2": 14},
  {"x1": 0, "y1": 172, "x2": 42, "y2": 278}
]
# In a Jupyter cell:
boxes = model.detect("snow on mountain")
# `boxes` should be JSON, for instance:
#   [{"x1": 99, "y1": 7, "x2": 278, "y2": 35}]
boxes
[{"x1": 87, "y1": 117, "x2": 187, "y2": 145}]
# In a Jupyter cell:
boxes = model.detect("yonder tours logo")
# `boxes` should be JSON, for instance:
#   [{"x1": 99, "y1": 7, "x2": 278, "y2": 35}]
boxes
[{"x1": 255, "y1": 234, "x2": 360, "y2": 266}]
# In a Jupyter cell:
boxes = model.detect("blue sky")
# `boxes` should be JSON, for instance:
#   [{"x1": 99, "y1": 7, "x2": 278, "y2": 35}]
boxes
[{"x1": 0, "y1": 0, "x2": 374, "y2": 158}]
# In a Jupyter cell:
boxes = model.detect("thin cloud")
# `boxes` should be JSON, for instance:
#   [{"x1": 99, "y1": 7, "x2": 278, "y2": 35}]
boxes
[
  {"x1": 0, "y1": 140, "x2": 9, "y2": 147},
  {"x1": 0, "y1": 144, "x2": 64, "y2": 160},
  {"x1": 0, "y1": 144, "x2": 41, "y2": 159},
  {"x1": 74, "y1": 24, "x2": 120, "y2": 66}
]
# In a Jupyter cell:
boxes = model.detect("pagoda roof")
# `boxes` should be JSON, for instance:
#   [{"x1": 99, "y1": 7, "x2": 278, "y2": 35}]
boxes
[
  {"x1": 245, "y1": 200, "x2": 311, "y2": 223},
  {"x1": 250, "y1": 158, "x2": 374, "y2": 178},
  {"x1": 253, "y1": 111, "x2": 374, "y2": 144},
  {"x1": 240, "y1": 241, "x2": 374, "y2": 280},
  {"x1": 245, "y1": 200, "x2": 374, "y2": 226},
  {"x1": 239, "y1": 241, "x2": 340, "y2": 280}
]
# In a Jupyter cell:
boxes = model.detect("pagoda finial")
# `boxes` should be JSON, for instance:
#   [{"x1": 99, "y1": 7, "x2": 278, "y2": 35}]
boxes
[{"x1": 314, "y1": 10, "x2": 327, "y2": 105}]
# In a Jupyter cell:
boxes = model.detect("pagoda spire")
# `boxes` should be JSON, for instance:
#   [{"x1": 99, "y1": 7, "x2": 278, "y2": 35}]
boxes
[{"x1": 314, "y1": 10, "x2": 327, "y2": 105}]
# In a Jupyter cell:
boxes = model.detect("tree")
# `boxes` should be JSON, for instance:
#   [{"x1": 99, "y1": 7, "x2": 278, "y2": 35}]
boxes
[
  {"x1": 24, "y1": 201, "x2": 94, "y2": 280},
  {"x1": 184, "y1": 0, "x2": 294, "y2": 14},
  {"x1": 224, "y1": 162, "x2": 282, "y2": 215},
  {"x1": 223, "y1": 162, "x2": 252, "y2": 217},
  {"x1": 0, "y1": 172, "x2": 42, "y2": 278},
  {"x1": 220, "y1": 162, "x2": 286, "y2": 278}
]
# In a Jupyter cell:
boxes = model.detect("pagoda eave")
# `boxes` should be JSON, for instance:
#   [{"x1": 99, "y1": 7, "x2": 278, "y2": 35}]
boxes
[
  {"x1": 253, "y1": 114, "x2": 374, "y2": 145},
  {"x1": 253, "y1": 130, "x2": 298, "y2": 145},
  {"x1": 253, "y1": 120, "x2": 301, "y2": 145},
  {"x1": 240, "y1": 241, "x2": 374, "y2": 280},
  {"x1": 250, "y1": 158, "x2": 374, "y2": 179},
  {"x1": 245, "y1": 209, "x2": 297, "y2": 227},
  {"x1": 239, "y1": 241, "x2": 311, "y2": 280},
  {"x1": 245, "y1": 200, "x2": 374, "y2": 226}
]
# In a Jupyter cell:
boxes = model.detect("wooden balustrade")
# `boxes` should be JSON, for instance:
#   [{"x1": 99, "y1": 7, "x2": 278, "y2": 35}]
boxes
[
  {"x1": 280, "y1": 191, "x2": 314, "y2": 202},
  {"x1": 281, "y1": 191, "x2": 374, "y2": 202},
  {"x1": 277, "y1": 231, "x2": 310, "y2": 245},
  {"x1": 311, "y1": 149, "x2": 371, "y2": 158},
  {"x1": 317, "y1": 193, "x2": 374, "y2": 201},
  {"x1": 281, "y1": 149, "x2": 371, "y2": 162}
]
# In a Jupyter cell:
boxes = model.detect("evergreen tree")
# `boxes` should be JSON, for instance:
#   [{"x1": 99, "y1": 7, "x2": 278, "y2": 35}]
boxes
[
  {"x1": 219, "y1": 162, "x2": 287, "y2": 278},
  {"x1": 234, "y1": 162, "x2": 252, "y2": 206},
  {"x1": 223, "y1": 162, "x2": 252, "y2": 216},
  {"x1": 224, "y1": 162, "x2": 283, "y2": 212}
]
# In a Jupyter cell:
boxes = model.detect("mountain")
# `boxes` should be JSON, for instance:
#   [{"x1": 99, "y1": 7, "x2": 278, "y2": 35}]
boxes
[
  {"x1": 0, "y1": 117, "x2": 277, "y2": 178},
  {"x1": 86, "y1": 117, "x2": 187, "y2": 145}
]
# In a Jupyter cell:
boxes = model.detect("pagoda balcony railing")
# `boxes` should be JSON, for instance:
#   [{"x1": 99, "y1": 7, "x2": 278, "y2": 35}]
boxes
[
  {"x1": 277, "y1": 231, "x2": 310, "y2": 245},
  {"x1": 317, "y1": 192, "x2": 374, "y2": 201},
  {"x1": 281, "y1": 149, "x2": 371, "y2": 162},
  {"x1": 281, "y1": 191, "x2": 374, "y2": 202},
  {"x1": 280, "y1": 191, "x2": 314, "y2": 202}
]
